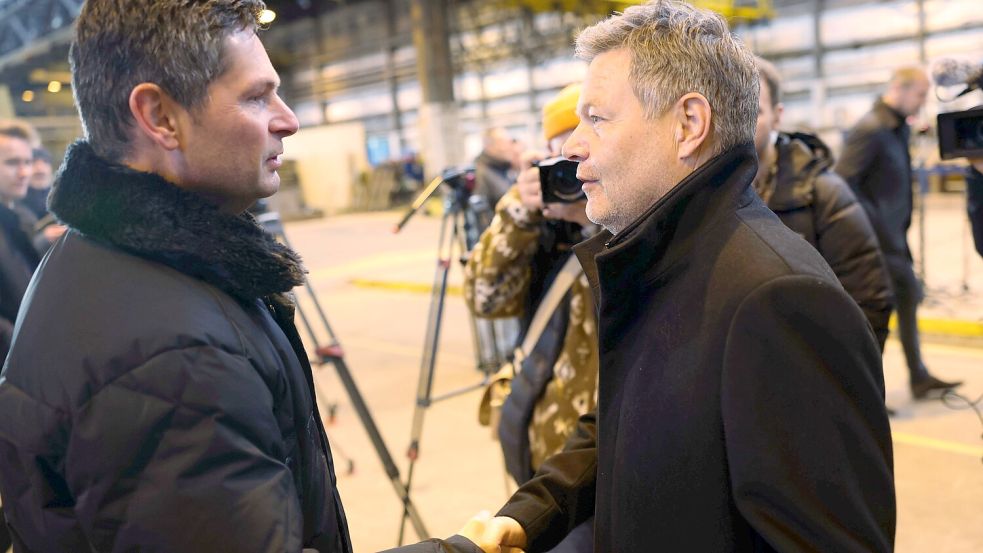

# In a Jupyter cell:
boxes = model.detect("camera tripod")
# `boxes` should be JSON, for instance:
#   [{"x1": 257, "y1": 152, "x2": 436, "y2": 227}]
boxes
[
  {"x1": 392, "y1": 170, "x2": 515, "y2": 545},
  {"x1": 256, "y1": 210, "x2": 430, "y2": 543}
]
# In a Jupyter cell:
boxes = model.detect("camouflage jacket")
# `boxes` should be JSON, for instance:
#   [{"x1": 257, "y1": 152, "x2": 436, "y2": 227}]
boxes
[{"x1": 464, "y1": 187, "x2": 599, "y2": 470}]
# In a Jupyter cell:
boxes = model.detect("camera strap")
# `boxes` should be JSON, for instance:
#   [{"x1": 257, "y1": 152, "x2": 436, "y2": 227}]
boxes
[{"x1": 513, "y1": 253, "x2": 583, "y2": 365}]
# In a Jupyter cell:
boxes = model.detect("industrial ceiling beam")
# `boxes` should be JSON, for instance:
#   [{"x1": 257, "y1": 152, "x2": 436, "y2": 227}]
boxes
[{"x1": 0, "y1": 0, "x2": 83, "y2": 66}]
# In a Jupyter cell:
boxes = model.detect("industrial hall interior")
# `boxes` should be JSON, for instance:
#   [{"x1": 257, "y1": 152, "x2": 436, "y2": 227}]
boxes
[{"x1": 0, "y1": 0, "x2": 982, "y2": 552}]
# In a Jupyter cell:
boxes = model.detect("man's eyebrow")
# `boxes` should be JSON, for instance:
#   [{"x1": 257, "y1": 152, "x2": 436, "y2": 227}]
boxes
[{"x1": 247, "y1": 79, "x2": 280, "y2": 94}]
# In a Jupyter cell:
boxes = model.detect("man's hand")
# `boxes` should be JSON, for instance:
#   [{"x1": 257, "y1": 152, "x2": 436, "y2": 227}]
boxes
[
  {"x1": 456, "y1": 511, "x2": 527, "y2": 553},
  {"x1": 42, "y1": 224, "x2": 67, "y2": 243},
  {"x1": 515, "y1": 151, "x2": 545, "y2": 212}
]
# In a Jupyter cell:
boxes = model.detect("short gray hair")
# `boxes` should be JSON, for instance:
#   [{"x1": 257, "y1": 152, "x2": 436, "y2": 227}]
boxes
[
  {"x1": 575, "y1": 0, "x2": 759, "y2": 154},
  {"x1": 70, "y1": 0, "x2": 267, "y2": 162}
]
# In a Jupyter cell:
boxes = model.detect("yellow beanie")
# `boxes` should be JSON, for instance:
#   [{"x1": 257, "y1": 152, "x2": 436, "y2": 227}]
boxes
[{"x1": 542, "y1": 83, "x2": 581, "y2": 141}]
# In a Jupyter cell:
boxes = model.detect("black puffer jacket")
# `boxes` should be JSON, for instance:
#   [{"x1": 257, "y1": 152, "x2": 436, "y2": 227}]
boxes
[
  {"x1": 769, "y1": 132, "x2": 893, "y2": 348},
  {"x1": 0, "y1": 142, "x2": 351, "y2": 553}
]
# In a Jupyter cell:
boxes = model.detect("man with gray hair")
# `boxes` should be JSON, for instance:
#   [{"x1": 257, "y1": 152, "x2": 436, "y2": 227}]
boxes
[
  {"x1": 451, "y1": 2, "x2": 894, "y2": 552},
  {"x1": 0, "y1": 1, "x2": 350, "y2": 551}
]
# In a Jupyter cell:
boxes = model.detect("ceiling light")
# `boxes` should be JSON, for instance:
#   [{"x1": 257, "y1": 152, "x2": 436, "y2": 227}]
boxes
[
  {"x1": 21, "y1": 90, "x2": 34, "y2": 102},
  {"x1": 258, "y1": 9, "x2": 276, "y2": 25},
  {"x1": 47, "y1": 81, "x2": 62, "y2": 93}
]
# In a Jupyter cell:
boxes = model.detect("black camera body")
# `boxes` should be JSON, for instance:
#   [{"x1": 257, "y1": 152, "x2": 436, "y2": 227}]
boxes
[
  {"x1": 938, "y1": 108, "x2": 983, "y2": 160},
  {"x1": 934, "y1": 60, "x2": 983, "y2": 160},
  {"x1": 535, "y1": 156, "x2": 583, "y2": 204}
]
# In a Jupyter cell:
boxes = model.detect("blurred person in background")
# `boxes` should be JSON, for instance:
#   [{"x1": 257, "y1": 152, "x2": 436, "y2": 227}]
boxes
[
  {"x1": 464, "y1": 83, "x2": 597, "y2": 553},
  {"x1": 21, "y1": 146, "x2": 68, "y2": 247},
  {"x1": 0, "y1": 122, "x2": 45, "y2": 364},
  {"x1": 474, "y1": 127, "x2": 518, "y2": 210},
  {"x1": 0, "y1": 1, "x2": 352, "y2": 551},
  {"x1": 0, "y1": 120, "x2": 43, "y2": 552},
  {"x1": 753, "y1": 57, "x2": 893, "y2": 350},
  {"x1": 21, "y1": 147, "x2": 53, "y2": 219},
  {"x1": 835, "y1": 67, "x2": 963, "y2": 399}
]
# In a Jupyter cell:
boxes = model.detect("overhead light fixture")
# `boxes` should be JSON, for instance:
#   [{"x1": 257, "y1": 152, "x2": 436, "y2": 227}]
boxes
[
  {"x1": 258, "y1": 9, "x2": 276, "y2": 25},
  {"x1": 22, "y1": 90, "x2": 34, "y2": 102},
  {"x1": 47, "y1": 80, "x2": 62, "y2": 93}
]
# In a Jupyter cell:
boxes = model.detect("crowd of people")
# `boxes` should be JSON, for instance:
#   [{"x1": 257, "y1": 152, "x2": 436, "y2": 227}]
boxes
[{"x1": 0, "y1": 0, "x2": 977, "y2": 552}]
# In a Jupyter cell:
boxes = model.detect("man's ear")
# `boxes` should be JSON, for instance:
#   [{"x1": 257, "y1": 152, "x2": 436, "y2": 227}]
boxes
[
  {"x1": 128, "y1": 83, "x2": 182, "y2": 151},
  {"x1": 674, "y1": 92, "x2": 712, "y2": 160}
]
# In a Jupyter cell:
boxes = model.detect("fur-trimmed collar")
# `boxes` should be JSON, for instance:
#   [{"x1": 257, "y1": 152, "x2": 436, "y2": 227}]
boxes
[{"x1": 49, "y1": 141, "x2": 305, "y2": 305}]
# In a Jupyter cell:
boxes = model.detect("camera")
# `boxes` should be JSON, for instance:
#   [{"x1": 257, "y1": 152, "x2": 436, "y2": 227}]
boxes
[
  {"x1": 442, "y1": 166, "x2": 476, "y2": 191},
  {"x1": 938, "y1": 108, "x2": 983, "y2": 160},
  {"x1": 535, "y1": 156, "x2": 584, "y2": 204},
  {"x1": 932, "y1": 59, "x2": 983, "y2": 159}
]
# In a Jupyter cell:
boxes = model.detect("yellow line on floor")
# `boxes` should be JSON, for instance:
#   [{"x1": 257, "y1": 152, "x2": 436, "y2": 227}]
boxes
[
  {"x1": 891, "y1": 431, "x2": 983, "y2": 458},
  {"x1": 889, "y1": 314, "x2": 983, "y2": 338},
  {"x1": 350, "y1": 278, "x2": 463, "y2": 297},
  {"x1": 307, "y1": 250, "x2": 436, "y2": 281}
]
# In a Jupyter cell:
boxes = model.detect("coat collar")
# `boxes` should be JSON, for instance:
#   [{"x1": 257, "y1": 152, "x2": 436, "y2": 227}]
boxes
[
  {"x1": 49, "y1": 141, "x2": 306, "y2": 305},
  {"x1": 575, "y1": 143, "x2": 758, "y2": 302},
  {"x1": 873, "y1": 98, "x2": 907, "y2": 131},
  {"x1": 768, "y1": 132, "x2": 834, "y2": 211}
]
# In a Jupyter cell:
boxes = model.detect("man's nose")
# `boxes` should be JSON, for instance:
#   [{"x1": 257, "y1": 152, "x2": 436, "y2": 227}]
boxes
[
  {"x1": 562, "y1": 123, "x2": 589, "y2": 162},
  {"x1": 272, "y1": 95, "x2": 300, "y2": 138}
]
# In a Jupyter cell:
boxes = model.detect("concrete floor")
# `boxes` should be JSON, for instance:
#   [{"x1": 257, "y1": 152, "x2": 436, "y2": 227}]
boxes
[{"x1": 281, "y1": 196, "x2": 983, "y2": 552}]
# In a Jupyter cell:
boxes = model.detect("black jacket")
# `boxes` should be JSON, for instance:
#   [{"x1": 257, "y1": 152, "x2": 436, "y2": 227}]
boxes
[
  {"x1": 835, "y1": 99, "x2": 914, "y2": 260},
  {"x1": 0, "y1": 142, "x2": 351, "y2": 553},
  {"x1": 496, "y1": 144, "x2": 896, "y2": 552},
  {"x1": 769, "y1": 132, "x2": 893, "y2": 347},
  {"x1": 0, "y1": 203, "x2": 41, "y2": 362}
]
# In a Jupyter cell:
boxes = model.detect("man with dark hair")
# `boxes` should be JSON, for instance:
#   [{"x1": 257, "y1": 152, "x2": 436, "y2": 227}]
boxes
[
  {"x1": 753, "y1": 57, "x2": 894, "y2": 349},
  {"x1": 437, "y1": 1, "x2": 894, "y2": 552},
  {"x1": 0, "y1": 2, "x2": 351, "y2": 552},
  {"x1": 0, "y1": 122, "x2": 42, "y2": 363},
  {"x1": 835, "y1": 67, "x2": 962, "y2": 399},
  {"x1": 0, "y1": 120, "x2": 47, "y2": 552}
]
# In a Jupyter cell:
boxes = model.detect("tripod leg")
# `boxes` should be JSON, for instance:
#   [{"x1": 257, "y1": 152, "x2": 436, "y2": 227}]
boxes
[
  {"x1": 398, "y1": 205, "x2": 459, "y2": 544},
  {"x1": 324, "y1": 352, "x2": 429, "y2": 540},
  {"x1": 264, "y1": 214, "x2": 431, "y2": 541}
]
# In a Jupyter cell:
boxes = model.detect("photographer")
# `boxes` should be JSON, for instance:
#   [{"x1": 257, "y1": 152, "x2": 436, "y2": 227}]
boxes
[{"x1": 463, "y1": 83, "x2": 597, "y2": 553}]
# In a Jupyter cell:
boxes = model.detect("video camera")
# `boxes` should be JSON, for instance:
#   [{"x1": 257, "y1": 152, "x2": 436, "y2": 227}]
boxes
[
  {"x1": 535, "y1": 156, "x2": 584, "y2": 204},
  {"x1": 441, "y1": 166, "x2": 476, "y2": 191},
  {"x1": 932, "y1": 59, "x2": 983, "y2": 159}
]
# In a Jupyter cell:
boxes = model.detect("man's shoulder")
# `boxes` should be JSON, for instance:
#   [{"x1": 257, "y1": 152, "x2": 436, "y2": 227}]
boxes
[
  {"x1": 729, "y1": 202, "x2": 839, "y2": 284},
  {"x1": 5, "y1": 232, "x2": 255, "y2": 409}
]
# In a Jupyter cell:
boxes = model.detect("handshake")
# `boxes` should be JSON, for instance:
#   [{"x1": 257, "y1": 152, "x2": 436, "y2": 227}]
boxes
[{"x1": 383, "y1": 512, "x2": 527, "y2": 553}]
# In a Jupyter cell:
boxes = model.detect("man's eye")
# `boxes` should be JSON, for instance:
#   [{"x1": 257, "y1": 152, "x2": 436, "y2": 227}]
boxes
[{"x1": 589, "y1": 115, "x2": 602, "y2": 124}]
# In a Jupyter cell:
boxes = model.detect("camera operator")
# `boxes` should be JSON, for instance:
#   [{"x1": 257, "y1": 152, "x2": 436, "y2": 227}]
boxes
[{"x1": 463, "y1": 83, "x2": 597, "y2": 553}]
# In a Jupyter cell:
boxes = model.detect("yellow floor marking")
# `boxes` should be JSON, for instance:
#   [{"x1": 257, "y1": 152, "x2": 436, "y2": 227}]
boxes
[{"x1": 891, "y1": 431, "x2": 983, "y2": 458}]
